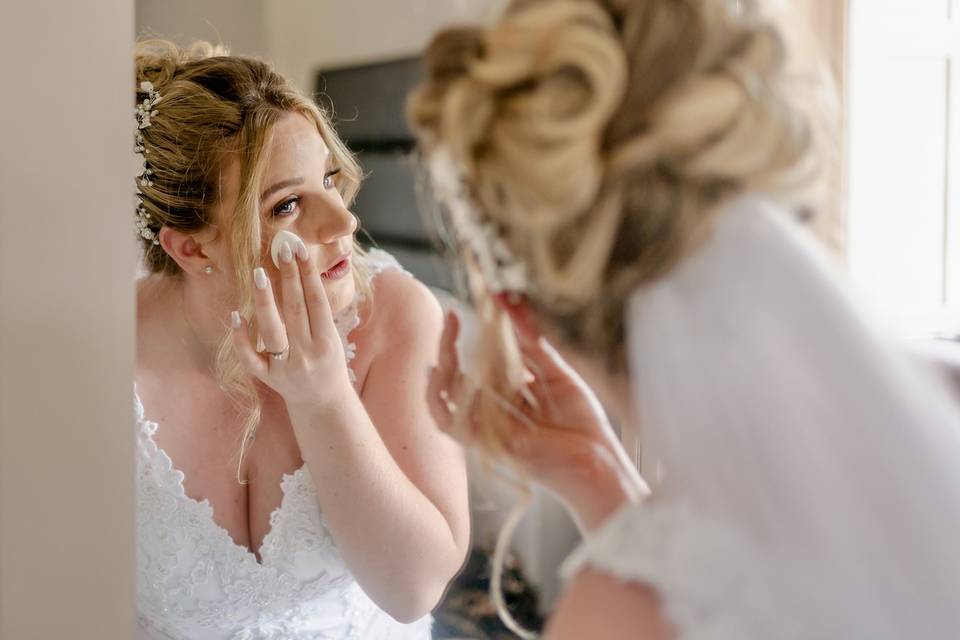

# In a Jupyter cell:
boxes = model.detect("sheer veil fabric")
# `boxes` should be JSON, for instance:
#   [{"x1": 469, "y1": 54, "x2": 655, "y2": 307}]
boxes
[{"x1": 566, "y1": 196, "x2": 960, "y2": 638}]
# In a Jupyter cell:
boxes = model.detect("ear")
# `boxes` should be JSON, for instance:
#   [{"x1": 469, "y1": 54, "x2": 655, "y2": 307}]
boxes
[
  {"x1": 492, "y1": 293, "x2": 542, "y2": 343},
  {"x1": 158, "y1": 226, "x2": 212, "y2": 276}
]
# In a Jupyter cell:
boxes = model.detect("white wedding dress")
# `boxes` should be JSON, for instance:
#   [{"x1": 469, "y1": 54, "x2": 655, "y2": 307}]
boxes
[
  {"x1": 561, "y1": 197, "x2": 960, "y2": 638},
  {"x1": 135, "y1": 250, "x2": 433, "y2": 640}
]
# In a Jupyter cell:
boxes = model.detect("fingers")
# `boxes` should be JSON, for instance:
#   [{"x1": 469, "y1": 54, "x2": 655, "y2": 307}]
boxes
[
  {"x1": 521, "y1": 333, "x2": 577, "y2": 389},
  {"x1": 230, "y1": 311, "x2": 268, "y2": 380},
  {"x1": 438, "y1": 309, "x2": 461, "y2": 381},
  {"x1": 495, "y1": 294, "x2": 571, "y2": 388},
  {"x1": 297, "y1": 244, "x2": 335, "y2": 343},
  {"x1": 276, "y1": 241, "x2": 311, "y2": 347},
  {"x1": 426, "y1": 367, "x2": 455, "y2": 435},
  {"x1": 427, "y1": 310, "x2": 464, "y2": 436},
  {"x1": 252, "y1": 267, "x2": 287, "y2": 353}
]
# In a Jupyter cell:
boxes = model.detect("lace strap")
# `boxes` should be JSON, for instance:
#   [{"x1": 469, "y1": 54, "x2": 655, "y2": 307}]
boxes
[
  {"x1": 133, "y1": 384, "x2": 158, "y2": 442},
  {"x1": 332, "y1": 248, "x2": 407, "y2": 386},
  {"x1": 134, "y1": 384, "x2": 145, "y2": 422},
  {"x1": 360, "y1": 247, "x2": 409, "y2": 280},
  {"x1": 560, "y1": 502, "x2": 769, "y2": 640}
]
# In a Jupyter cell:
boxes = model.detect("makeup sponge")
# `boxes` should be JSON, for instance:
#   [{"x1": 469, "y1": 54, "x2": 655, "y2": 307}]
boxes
[{"x1": 270, "y1": 230, "x2": 307, "y2": 269}]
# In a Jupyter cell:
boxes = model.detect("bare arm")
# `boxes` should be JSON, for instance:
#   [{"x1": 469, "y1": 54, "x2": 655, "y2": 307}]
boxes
[
  {"x1": 233, "y1": 250, "x2": 469, "y2": 623},
  {"x1": 545, "y1": 567, "x2": 673, "y2": 640},
  {"x1": 286, "y1": 271, "x2": 470, "y2": 622}
]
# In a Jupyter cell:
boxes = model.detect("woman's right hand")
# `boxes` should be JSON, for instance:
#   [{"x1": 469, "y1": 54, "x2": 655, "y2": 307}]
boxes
[{"x1": 427, "y1": 308, "x2": 648, "y2": 531}]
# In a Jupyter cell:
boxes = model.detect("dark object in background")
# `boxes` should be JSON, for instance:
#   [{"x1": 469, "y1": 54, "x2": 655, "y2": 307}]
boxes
[
  {"x1": 317, "y1": 58, "x2": 453, "y2": 291},
  {"x1": 432, "y1": 547, "x2": 545, "y2": 640},
  {"x1": 316, "y1": 57, "x2": 420, "y2": 147}
]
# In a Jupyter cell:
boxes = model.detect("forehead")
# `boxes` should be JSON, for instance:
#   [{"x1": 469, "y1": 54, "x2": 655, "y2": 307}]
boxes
[
  {"x1": 216, "y1": 111, "x2": 330, "y2": 206},
  {"x1": 263, "y1": 111, "x2": 330, "y2": 179}
]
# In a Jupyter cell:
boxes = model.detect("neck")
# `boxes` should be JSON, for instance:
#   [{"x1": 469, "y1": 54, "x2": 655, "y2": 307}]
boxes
[{"x1": 164, "y1": 275, "x2": 234, "y2": 366}]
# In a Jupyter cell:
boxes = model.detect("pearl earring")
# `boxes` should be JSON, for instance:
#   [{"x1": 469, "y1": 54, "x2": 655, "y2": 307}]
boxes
[{"x1": 203, "y1": 266, "x2": 214, "y2": 275}]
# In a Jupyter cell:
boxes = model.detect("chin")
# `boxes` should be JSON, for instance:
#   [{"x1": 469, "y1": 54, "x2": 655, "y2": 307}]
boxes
[{"x1": 327, "y1": 278, "x2": 357, "y2": 315}]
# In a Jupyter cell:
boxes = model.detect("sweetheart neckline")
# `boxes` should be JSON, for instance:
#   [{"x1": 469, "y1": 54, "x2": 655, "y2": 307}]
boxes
[
  {"x1": 133, "y1": 250, "x2": 403, "y2": 571},
  {"x1": 134, "y1": 385, "x2": 310, "y2": 568}
]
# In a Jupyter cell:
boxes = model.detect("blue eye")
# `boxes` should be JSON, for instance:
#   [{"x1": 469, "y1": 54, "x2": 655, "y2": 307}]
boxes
[
  {"x1": 323, "y1": 169, "x2": 341, "y2": 190},
  {"x1": 273, "y1": 196, "x2": 299, "y2": 217}
]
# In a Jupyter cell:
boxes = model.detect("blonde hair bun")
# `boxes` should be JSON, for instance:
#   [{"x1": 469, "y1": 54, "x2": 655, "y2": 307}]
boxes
[{"x1": 410, "y1": 0, "x2": 821, "y2": 367}]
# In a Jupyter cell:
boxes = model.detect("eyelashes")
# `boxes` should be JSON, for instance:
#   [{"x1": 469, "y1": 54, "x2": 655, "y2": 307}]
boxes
[
  {"x1": 273, "y1": 196, "x2": 299, "y2": 217},
  {"x1": 271, "y1": 169, "x2": 342, "y2": 218},
  {"x1": 323, "y1": 168, "x2": 341, "y2": 190}
]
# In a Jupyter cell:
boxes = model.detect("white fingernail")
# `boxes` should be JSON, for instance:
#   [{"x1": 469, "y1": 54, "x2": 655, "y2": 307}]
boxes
[
  {"x1": 280, "y1": 241, "x2": 293, "y2": 264},
  {"x1": 253, "y1": 268, "x2": 268, "y2": 290},
  {"x1": 271, "y1": 230, "x2": 304, "y2": 269},
  {"x1": 295, "y1": 239, "x2": 308, "y2": 261},
  {"x1": 231, "y1": 310, "x2": 241, "y2": 329}
]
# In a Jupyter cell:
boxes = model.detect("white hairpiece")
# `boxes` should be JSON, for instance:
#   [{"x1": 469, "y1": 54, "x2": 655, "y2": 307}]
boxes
[
  {"x1": 428, "y1": 149, "x2": 528, "y2": 294},
  {"x1": 135, "y1": 80, "x2": 161, "y2": 245}
]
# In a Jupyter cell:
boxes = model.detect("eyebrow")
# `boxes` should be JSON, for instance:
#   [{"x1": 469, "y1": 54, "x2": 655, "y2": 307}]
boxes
[{"x1": 261, "y1": 177, "x2": 304, "y2": 203}]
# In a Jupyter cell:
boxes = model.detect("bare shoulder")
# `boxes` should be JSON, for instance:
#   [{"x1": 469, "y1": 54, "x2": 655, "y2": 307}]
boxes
[
  {"x1": 362, "y1": 266, "x2": 444, "y2": 347},
  {"x1": 545, "y1": 567, "x2": 674, "y2": 640}
]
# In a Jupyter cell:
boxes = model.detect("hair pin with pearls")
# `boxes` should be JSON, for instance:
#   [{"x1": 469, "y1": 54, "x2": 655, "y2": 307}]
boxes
[
  {"x1": 427, "y1": 149, "x2": 529, "y2": 295},
  {"x1": 135, "y1": 81, "x2": 161, "y2": 246}
]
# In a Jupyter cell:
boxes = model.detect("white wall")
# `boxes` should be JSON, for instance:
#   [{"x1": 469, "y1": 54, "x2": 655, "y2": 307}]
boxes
[
  {"x1": 136, "y1": 0, "x2": 506, "y2": 94},
  {"x1": 264, "y1": 0, "x2": 506, "y2": 94},
  {"x1": 0, "y1": 1, "x2": 136, "y2": 638},
  {"x1": 136, "y1": 0, "x2": 266, "y2": 57}
]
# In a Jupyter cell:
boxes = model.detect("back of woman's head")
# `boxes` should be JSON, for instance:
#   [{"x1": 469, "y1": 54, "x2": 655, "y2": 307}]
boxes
[{"x1": 410, "y1": 0, "x2": 819, "y2": 370}]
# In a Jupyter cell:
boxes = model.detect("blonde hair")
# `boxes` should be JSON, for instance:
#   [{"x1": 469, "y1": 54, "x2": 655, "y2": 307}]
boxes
[
  {"x1": 410, "y1": 2, "x2": 827, "y2": 633},
  {"x1": 410, "y1": 0, "x2": 822, "y2": 395},
  {"x1": 135, "y1": 39, "x2": 370, "y2": 479}
]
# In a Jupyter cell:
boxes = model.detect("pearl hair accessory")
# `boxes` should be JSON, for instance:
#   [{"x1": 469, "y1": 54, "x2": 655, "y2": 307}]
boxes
[
  {"x1": 135, "y1": 81, "x2": 161, "y2": 245},
  {"x1": 270, "y1": 230, "x2": 308, "y2": 269},
  {"x1": 427, "y1": 149, "x2": 528, "y2": 295}
]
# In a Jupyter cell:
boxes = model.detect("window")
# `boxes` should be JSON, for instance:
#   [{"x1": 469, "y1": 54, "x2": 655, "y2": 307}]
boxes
[{"x1": 848, "y1": 0, "x2": 960, "y2": 336}]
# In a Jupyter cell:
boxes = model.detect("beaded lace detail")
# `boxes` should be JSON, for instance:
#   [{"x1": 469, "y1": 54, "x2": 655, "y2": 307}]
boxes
[
  {"x1": 336, "y1": 248, "x2": 406, "y2": 385},
  {"x1": 136, "y1": 249, "x2": 429, "y2": 639}
]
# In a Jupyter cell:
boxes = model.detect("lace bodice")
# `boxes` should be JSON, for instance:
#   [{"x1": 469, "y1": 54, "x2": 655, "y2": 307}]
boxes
[{"x1": 136, "y1": 250, "x2": 431, "y2": 640}]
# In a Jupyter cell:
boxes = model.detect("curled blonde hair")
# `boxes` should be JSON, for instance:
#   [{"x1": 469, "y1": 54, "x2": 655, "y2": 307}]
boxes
[
  {"x1": 135, "y1": 39, "x2": 370, "y2": 479},
  {"x1": 411, "y1": 0, "x2": 820, "y2": 370},
  {"x1": 410, "y1": 0, "x2": 829, "y2": 464}
]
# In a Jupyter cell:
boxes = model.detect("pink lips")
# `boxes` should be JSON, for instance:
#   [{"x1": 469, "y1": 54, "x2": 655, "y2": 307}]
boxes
[{"x1": 321, "y1": 254, "x2": 351, "y2": 280}]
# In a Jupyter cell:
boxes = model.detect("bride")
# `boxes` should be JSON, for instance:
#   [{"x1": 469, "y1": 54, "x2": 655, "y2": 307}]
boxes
[
  {"x1": 410, "y1": 0, "x2": 960, "y2": 638},
  {"x1": 133, "y1": 40, "x2": 468, "y2": 639}
]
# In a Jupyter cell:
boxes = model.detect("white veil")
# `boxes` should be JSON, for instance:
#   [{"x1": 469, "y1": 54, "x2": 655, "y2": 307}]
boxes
[{"x1": 626, "y1": 196, "x2": 960, "y2": 637}]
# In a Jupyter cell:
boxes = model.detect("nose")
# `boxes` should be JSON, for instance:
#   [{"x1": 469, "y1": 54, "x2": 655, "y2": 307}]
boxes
[{"x1": 311, "y1": 203, "x2": 358, "y2": 245}]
